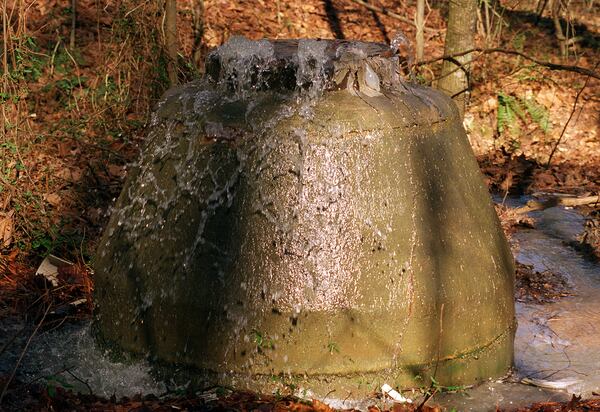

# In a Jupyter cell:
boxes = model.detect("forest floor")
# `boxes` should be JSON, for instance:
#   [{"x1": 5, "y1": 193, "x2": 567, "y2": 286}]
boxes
[{"x1": 0, "y1": 0, "x2": 599, "y2": 410}]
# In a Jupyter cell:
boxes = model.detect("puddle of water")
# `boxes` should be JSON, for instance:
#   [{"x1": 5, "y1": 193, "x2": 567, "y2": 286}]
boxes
[
  {"x1": 434, "y1": 381, "x2": 569, "y2": 411},
  {"x1": 0, "y1": 319, "x2": 167, "y2": 399}
]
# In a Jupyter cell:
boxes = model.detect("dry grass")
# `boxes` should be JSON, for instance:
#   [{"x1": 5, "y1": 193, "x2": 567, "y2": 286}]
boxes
[{"x1": 0, "y1": 1, "x2": 172, "y2": 265}]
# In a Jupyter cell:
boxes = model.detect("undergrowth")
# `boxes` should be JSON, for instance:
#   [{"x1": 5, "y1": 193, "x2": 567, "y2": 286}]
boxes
[
  {"x1": 497, "y1": 91, "x2": 552, "y2": 150},
  {"x1": 0, "y1": 1, "x2": 179, "y2": 264}
]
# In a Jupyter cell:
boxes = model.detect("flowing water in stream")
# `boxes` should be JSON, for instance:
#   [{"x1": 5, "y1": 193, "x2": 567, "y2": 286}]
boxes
[
  {"x1": 1, "y1": 203, "x2": 599, "y2": 410},
  {"x1": 433, "y1": 203, "x2": 600, "y2": 410}
]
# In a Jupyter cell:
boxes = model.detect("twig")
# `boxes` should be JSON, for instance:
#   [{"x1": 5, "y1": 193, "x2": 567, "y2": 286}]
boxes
[
  {"x1": 62, "y1": 46, "x2": 83, "y2": 113},
  {"x1": 415, "y1": 47, "x2": 600, "y2": 79},
  {"x1": 349, "y1": 0, "x2": 436, "y2": 32},
  {"x1": 124, "y1": 0, "x2": 151, "y2": 18},
  {"x1": 546, "y1": 65, "x2": 597, "y2": 167},
  {"x1": 0, "y1": 304, "x2": 51, "y2": 406},
  {"x1": 417, "y1": 303, "x2": 444, "y2": 410},
  {"x1": 65, "y1": 369, "x2": 93, "y2": 395}
]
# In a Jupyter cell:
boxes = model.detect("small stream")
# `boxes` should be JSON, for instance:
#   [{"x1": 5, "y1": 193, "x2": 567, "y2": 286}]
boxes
[
  {"x1": 1, "y1": 203, "x2": 599, "y2": 410},
  {"x1": 435, "y1": 203, "x2": 600, "y2": 410},
  {"x1": 515, "y1": 207, "x2": 600, "y2": 395}
]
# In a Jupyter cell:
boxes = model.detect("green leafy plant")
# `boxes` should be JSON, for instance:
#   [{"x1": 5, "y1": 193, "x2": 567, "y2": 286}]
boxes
[
  {"x1": 31, "y1": 230, "x2": 55, "y2": 255},
  {"x1": 10, "y1": 35, "x2": 46, "y2": 81},
  {"x1": 522, "y1": 96, "x2": 551, "y2": 133},
  {"x1": 327, "y1": 341, "x2": 340, "y2": 354},
  {"x1": 251, "y1": 329, "x2": 274, "y2": 350},
  {"x1": 497, "y1": 92, "x2": 552, "y2": 148},
  {"x1": 45, "y1": 375, "x2": 74, "y2": 398},
  {"x1": 429, "y1": 376, "x2": 467, "y2": 393},
  {"x1": 512, "y1": 32, "x2": 527, "y2": 52},
  {"x1": 497, "y1": 92, "x2": 522, "y2": 136}
]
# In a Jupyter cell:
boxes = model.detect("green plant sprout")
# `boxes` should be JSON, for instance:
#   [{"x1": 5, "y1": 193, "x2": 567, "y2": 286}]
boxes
[
  {"x1": 251, "y1": 329, "x2": 274, "y2": 350},
  {"x1": 327, "y1": 341, "x2": 340, "y2": 354}
]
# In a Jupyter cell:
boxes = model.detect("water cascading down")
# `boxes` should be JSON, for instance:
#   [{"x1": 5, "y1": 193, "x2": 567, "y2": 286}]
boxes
[{"x1": 94, "y1": 37, "x2": 515, "y2": 397}]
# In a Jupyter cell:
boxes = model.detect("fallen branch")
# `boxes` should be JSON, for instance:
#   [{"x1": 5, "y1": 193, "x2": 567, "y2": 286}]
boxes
[
  {"x1": 415, "y1": 47, "x2": 600, "y2": 79},
  {"x1": 349, "y1": 0, "x2": 436, "y2": 32},
  {"x1": 514, "y1": 195, "x2": 600, "y2": 214},
  {"x1": 65, "y1": 369, "x2": 93, "y2": 395},
  {"x1": 559, "y1": 196, "x2": 600, "y2": 207}
]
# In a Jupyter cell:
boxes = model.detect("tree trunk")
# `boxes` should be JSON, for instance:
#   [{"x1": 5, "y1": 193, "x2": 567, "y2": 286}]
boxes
[
  {"x1": 415, "y1": 0, "x2": 425, "y2": 61},
  {"x1": 192, "y1": 0, "x2": 205, "y2": 68},
  {"x1": 550, "y1": 0, "x2": 567, "y2": 57},
  {"x1": 70, "y1": 0, "x2": 76, "y2": 49},
  {"x1": 437, "y1": 0, "x2": 478, "y2": 116},
  {"x1": 165, "y1": 0, "x2": 178, "y2": 85}
]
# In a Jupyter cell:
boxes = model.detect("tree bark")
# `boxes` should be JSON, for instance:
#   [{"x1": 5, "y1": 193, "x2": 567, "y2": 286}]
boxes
[
  {"x1": 165, "y1": 0, "x2": 178, "y2": 85},
  {"x1": 550, "y1": 0, "x2": 567, "y2": 57},
  {"x1": 415, "y1": 0, "x2": 425, "y2": 61},
  {"x1": 70, "y1": 0, "x2": 76, "y2": 49},
  {"x1": 192, "y1": 0, "x2": 205, "y2": 68},
  {"x1": 437, "y1": 0, "x2": 478, "y2": 116}
]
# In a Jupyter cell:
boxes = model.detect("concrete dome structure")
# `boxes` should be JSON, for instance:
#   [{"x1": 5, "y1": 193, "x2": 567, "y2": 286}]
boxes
[{"x1": 94, "y1": 38, "x2": 515, "y2": 397}]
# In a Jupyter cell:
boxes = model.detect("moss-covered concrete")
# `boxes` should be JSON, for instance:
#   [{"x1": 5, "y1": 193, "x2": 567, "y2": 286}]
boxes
[{"x1": 94, "y1": 39, "x2": 515, "y2": 397}]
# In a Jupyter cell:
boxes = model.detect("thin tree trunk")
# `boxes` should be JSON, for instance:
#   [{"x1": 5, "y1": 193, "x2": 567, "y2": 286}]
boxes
[
  {"x1": 550, "y1": 0, "x2": 567, "y2": 57},
  {"x1": 192, "y1": 0, "x2": 205, "y2": 68},
  {"x1": 2, "y1": 2, "x2": 8, "y2": 77},
  {"x1": 165, "y1": 0, "x2": 178, "y2": 85},
  {"x1": 437, "y1": 0, "x2": 478, "y2": 117},
  {"x1": 70, "y1": 0, "x2": 76, "y2": 49},
  {"x1": 415, "y1": 0, "x2": 425, "y2": 61},
  {"x1": 415, "y1": 0, "x2": 425, "y2": 62}
]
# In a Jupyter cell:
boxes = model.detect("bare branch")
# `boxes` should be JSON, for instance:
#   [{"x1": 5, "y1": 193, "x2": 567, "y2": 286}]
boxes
[
  {"x1": 546, "y1": 66, "x2": 596, "y2": 167},
  {"x1": 350, "y1": 0, "x2": 436, "y2": 32},
  {"x1": 416, "y1": 47, "x2": 600, "y2": 79}
]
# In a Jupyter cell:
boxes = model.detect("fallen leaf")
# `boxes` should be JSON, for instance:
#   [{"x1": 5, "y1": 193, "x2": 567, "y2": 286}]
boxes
[
  {"x1": 44, "y1": 193, "x2": 62, "y2": 206},
  {"x1": 0, "y1": 210, "x2": 15, "y2": 249},
  {"x1": 56, "y1": 168, "x2": 83, "y2": 183},
  {"x1": 108, "y1": 164, "x2": 125, "y2": 178}
]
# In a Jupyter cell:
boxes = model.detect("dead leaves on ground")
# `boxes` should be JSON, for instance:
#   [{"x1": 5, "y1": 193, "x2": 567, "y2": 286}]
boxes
[
  {"x1": 0, "y1": 210, "x2": 15, "y2": 249},
  {"x1": 577, "y1": 209, "x2": 600, "y2": 261},
  {"x1": 515, "y1": 394, "x2": 600, "y2": 411},
  {"x1": 495, "y1": 203, "x2": 535, "y2": 238},
  {"x1": 15, "y1": 387, "x2": 447, "y2": 412},
  {"x1": 515, "y1": 262, "x2": 572, "y2": 304},
  {"x1": 17, "y1": 386, "x2": 600, "y2": 412},
  {"x1": 0, "y1": 251, "x2": 93, "y2": 323},
  {"x1": 16, "y1": 388, "x2": 341, "y2": 412}
]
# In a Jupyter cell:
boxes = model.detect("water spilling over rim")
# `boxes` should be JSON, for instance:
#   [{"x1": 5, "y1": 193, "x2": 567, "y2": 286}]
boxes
[{"x1": 204, "y1": 37, "x2": 412, "y2": 98}]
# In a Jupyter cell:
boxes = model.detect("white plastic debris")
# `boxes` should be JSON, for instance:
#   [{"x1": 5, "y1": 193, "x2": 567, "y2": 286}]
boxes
[
  {"x1": 35, "y1": 254, "x2": 73, "y2": 287},
  {"x1": 521, "y1": 377, "x2": 582, "y2": 390},
  {"x1": 381, "y1": 383, "x2": 412, "y2": 403}
]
